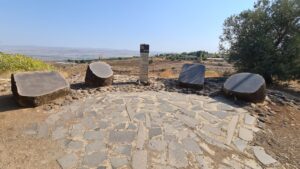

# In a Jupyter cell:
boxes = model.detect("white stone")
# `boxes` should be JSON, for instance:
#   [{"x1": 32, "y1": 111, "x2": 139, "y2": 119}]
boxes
[
  {"x1": 253, "y1": 146, "x2": 277, "y2": 166},
  {"x1": 110, "y1": 157, "x2": 129, "y2": 168},
  {"x1": 52, "y1": 127, "x2": 67, "y2": 140},
  {"x1": 176, "y1": 113, "x2": 198, "y2": 129},
  {"x1": 198, "y1": 142, "x2": 215, "y2": 156},
  {"x1": 132, "y1": 150, "x2": 147, "y2": 169},
  {"x1": 239, "y1": 127, "x2": 253, "y2": 141},
  {"x1": 57, "y1": 153, "x2": 78, "y2": 169},
  {"x1": 226, "y1": 115, "x2": 239, "y2": 145},
  {"x1": 145, "y1": 113, "x2": 151, "y2": 128},
  {"x1": 168, "y1": 142, "x2": 188, "y2": 168},
  {"x1": 197, "y1": 155, "x2": 214, "y2": 169},
  {"x1": 233, "y1": 138, "x2": 247, "y2": 152},
  {"x1": 182, "y1": 138, "x2": 203, "y2": 154},
  {"x1": 148, "y1": 139, "x2": 167, "y2": 151},
  {"x1": 245, "y1": 114, "x2": 256, "y2": 125},
  {"x1": 136, "y1": 122, "x2": 147, "y2": 150}
]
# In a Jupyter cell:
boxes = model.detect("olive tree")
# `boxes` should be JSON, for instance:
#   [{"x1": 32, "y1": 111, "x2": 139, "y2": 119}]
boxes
[{"x1": 220, "y1": 0, "x2": 300, "y2": 83}]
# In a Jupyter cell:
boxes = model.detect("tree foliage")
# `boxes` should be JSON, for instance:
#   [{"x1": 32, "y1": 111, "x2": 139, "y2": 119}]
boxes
[{"x1": 220, "y1": 0, "x2": 300, "y2": 83}]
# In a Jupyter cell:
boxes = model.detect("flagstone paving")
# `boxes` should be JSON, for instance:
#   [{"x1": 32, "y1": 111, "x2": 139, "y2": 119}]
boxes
[{"x1": 27, "y1": 91, "x2": 283, "y2": 169}]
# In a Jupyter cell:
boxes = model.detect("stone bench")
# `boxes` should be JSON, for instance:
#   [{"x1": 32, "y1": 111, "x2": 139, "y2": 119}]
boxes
[
  {"x1": 11, "y1": 71, "x2": 70, "y2": 107},
  {"x1": 223, "y1": 72, "x2": 266, "y2": 103},
  {"x1": 178, "y1": 64, "x2": 205, "y2": 88},
  {"x1": 85, "y1": 62, "x2": 113, "y2": 87}
]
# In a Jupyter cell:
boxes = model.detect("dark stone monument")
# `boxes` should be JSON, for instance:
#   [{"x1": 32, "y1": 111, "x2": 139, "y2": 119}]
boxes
[
  {"x1": 85, "y1": 62, "x2": 113, "y2": 87},
  {"x1": 11, "y1": 71, "x2": 70, "y2": 107},
  {"x1": 223, "y1": 72, "x2": 266, "y2": 103},
  {"x1": 178, "y1": 64, "x2": 205, "y2": 88},
  {"x1": 140, "y1": 44, "x2": 149, "y2": 53},
  {"x1": 139, "y1": 44, "x2": 149, "y2": 84}
]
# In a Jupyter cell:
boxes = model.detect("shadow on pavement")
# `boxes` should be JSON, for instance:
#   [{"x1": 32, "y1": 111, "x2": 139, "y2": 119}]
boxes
[{"x1": 0, "y1": 94, "x2": 22, "y2": 113}]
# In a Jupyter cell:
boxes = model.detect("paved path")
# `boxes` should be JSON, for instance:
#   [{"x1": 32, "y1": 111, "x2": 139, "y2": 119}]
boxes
[{"x1": 27, "y1": 91, "x2": 282, "y2": 169}]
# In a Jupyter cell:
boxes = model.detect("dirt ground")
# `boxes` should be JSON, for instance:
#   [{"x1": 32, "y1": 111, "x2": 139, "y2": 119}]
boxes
[
  {"x1": 254, "y1": 101, "x2": 300, "y2": 168},
  {"x1": 0, "y1": 58, "x2": 299, "y2": 169},
  {"x1": 0, "y1": 91, "x2": 64, "y2": 168}
]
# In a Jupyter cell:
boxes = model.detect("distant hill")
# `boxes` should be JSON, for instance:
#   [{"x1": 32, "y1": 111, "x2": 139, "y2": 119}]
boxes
[{"x1": 0, "y1": 45, "x2": 159, "y2": 61}]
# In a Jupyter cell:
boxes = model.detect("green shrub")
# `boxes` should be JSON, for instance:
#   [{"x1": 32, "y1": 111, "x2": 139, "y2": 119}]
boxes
[
  {"x1": 0, "y1": 52, "x2": 54, "y2": 73},
  {"x1": 220, "y1": 0, "x2": 300, "y2": 83}
]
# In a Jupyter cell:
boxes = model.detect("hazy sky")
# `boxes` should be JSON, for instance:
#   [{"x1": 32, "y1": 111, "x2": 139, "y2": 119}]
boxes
[{"x1": 0, "y1": 0, "x2": 256, "y2": 52}]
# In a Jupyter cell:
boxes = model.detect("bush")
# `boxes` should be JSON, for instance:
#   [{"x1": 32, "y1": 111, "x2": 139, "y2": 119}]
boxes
[{"x1": 0, "y1": 52, "x2": 54, "y2": 73}]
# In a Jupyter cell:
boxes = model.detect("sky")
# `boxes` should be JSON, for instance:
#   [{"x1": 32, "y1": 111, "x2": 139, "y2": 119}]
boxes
[{"x1": 0, "y1": 0, "x2": 256, "y2": 53}]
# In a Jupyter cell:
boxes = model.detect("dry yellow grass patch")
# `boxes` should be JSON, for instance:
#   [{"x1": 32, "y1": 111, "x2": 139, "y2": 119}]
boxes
[
  {"x1": 205, "y1": 70, "x2": 221, "y2": 78},
  {"x1": 159, "y1": 69, "x2": 177, "y2": 78}
]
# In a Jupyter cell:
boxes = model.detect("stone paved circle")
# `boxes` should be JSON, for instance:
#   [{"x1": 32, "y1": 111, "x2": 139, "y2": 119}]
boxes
[{"x1": 30, "y1": 91, "x2": 283, "y2": 169}]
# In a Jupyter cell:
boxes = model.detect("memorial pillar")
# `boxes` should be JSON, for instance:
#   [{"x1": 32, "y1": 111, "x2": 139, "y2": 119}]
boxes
[{"x1": 139, "y1": 44, "x2": 149, "y2": 84}]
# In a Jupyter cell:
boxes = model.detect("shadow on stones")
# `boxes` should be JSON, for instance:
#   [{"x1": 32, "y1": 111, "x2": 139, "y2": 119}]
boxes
[
  {"x1": 161, "y1": 77, "x2": 227, "y2": 96},
  {"x1": 161, "y1": 77, "x2": 249, "y2": 108},
  {"x1": 70, "y1": 82, "x2": 89, "y2": 90},
  {"x1": 70, "y1": 81, "x2": 138, "y2": 90},
  {"x1": 0, "y1": 94, "x2": 23, "y2": 112},
  {"x1": 113, "y1": 81, "x2": 138, "y2": 86}
]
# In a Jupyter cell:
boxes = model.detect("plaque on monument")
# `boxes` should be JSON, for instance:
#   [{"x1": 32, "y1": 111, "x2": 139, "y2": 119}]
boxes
[{"x1": 140, "y1": 44, "x2": 149, "y2": 53}]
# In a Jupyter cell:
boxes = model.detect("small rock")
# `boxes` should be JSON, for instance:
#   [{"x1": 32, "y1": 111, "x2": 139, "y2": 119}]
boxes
[
  {"x1": 52, "y1": 127, "x2": 67, "y2": 140},
  {"x1": 83, "y1": 152, "x2": 107, "y2": 167},
  {"x1": 253, "y1": 146, "x2": 277, "y2": 166},
  {"x1": 85, "y1": 141, "x2": 106, "y2": 153},
  {"x1": 110, "y1": 157, "x2": 128, "y2": 168},
  {"x1": 233, "y1": 138, "x2": 247, "y2": 152},
  {"x1": 84, "y1": 131, "x2": 106, "y2": 140},
  {"x1": 168, "y1": 141, "x2": 188, "y2": 168},
  {"x1": 132, "y1": 150, "x2": 147, "y2": 169},
  {"x1": 57, "y1": 153, "x2": 78, "y2": 169},
  {"x1": 244, "y1": 114, "x2": 256, "y2": 125},
  {"x1": 67, "y1": 140, "x2": 84, "y2": 151},
  {"x1": 149, "y1": 127, "x2": 162, "y2": 139},
  {"x1": 239, "y1": 127, "x2": 253, "y2": 141},
  {"x1": 114, "y1": 145, "x2": 132, "y2": 156},
  {"x1": 148, "y1": 139, "x2": 167, "y2": 151},
  {"x1": 109, "y1": 131, "x2": 136, "y2": 143},
  {"x1": 182, "y1": 138, "x2": 203, "y2": 154}
]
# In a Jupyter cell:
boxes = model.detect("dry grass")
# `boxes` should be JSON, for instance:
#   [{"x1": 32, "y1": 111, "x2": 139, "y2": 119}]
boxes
[
  {"x1": 158, "y1": 69, "x2": 177, "y2": 78},
  {"x1": 205, "y1": 70, "x2": 221, "y2": 78}
]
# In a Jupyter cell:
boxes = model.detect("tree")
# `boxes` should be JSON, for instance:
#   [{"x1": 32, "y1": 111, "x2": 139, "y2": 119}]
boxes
[{"x1": 220, "y1": 0, "x2": 300, "y2": 83}]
